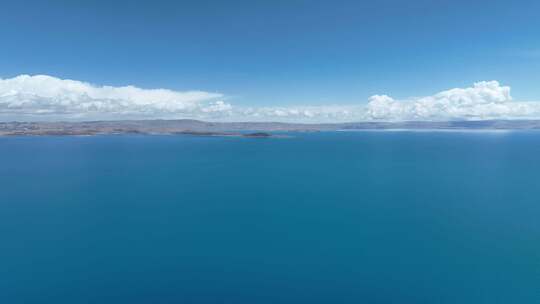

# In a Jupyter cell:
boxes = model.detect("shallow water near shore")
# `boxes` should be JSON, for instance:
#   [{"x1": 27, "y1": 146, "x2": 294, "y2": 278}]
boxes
[{"x1": 1, "y1": 131, "x2": 539, "y2": 303}]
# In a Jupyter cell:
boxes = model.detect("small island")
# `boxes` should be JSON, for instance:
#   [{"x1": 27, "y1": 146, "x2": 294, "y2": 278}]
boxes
[
  {"x1": 175, "y1": 131, "x2": 273, "y2": 138},
  {"x1": 243, "y1": 132, "x2": 272, "y2": 138}
]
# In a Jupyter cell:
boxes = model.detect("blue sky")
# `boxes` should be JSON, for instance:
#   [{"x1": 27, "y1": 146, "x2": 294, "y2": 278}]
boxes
[{"x1": 1, "y1": 0, "x2": 540, "y2": 121}]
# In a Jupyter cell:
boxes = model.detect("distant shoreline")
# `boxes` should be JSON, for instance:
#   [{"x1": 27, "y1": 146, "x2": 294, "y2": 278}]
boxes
[{"x1": 2, "y1": 119, "x2": 540, "y2": 136}]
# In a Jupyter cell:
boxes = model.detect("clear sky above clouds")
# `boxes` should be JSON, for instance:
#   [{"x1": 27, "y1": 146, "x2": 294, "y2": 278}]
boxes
[{"x1": 1, "y1": 0, "x2": 540, "y2": 121}]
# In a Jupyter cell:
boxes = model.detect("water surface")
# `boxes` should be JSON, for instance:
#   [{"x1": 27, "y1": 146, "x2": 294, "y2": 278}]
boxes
[{"x1": 1, "y1": 132, "x2": 539, "y2": 303}]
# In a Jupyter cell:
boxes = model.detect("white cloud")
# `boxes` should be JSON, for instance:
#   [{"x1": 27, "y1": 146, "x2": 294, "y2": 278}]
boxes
[
  {"x1": 364, "y1": 81, "x2": 540, "y2": 121},
  {"x1": 1, "y1": 75, "x2": 539, "y2": 122},
  {"x1": 0, "y1": 74, "x2": 230, "y2": 120},
  {"x1": 238, "y1": 81, "x2": 540, "y2": 122},
  {"x1": 234, "y1": 105, "x2": 362, "y2": 122}
]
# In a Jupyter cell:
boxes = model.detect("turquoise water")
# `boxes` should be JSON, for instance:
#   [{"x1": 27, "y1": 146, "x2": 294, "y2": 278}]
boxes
[{"x1": 1, "y1": 132, "x2": 539, "y2": 303}]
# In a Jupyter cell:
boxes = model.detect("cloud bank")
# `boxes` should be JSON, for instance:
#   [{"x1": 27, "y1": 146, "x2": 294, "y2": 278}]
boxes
[
  {"x1": 1, "y1": 75, "x2": 539, "y2": 122},
  {"x1": 0, "y1": 75, "x2": 230, "y2": 120},
  {"x1": 365, "y1": 81, "x2": 536, "y2": 121}
]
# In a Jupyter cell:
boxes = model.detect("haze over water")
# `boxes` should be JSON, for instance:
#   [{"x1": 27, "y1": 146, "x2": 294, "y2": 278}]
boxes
[{"x1": 1, "y1": 132, "x2": 539, "y2": 303}]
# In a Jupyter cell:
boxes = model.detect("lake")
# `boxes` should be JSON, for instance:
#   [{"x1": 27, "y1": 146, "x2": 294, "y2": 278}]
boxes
[{"x1": 1, "y1": 131, "x2": 539, "y2": 303}]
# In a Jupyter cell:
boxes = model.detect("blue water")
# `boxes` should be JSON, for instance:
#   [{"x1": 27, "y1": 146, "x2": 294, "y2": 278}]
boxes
[{"x1": 1, "y1": 132, "x2": 539, "y2": 303}]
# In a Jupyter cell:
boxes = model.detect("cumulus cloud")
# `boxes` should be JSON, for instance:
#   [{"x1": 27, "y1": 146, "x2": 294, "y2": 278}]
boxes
[
  {"x1": 233, "y1": 105, "x2": 364, "y2": 122},
  {"x1": 239, "y1": 81, "x2": 540, "y2": 122},
  {"x1": 0, "y1": 74, "x2": 230, "y2": 120},
  {"x1": 364, "y1": 81, "x2": 537, "y2": 121},
  {"x1": 1, "y1": 75, "x2": 539, "y2": 122}
]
